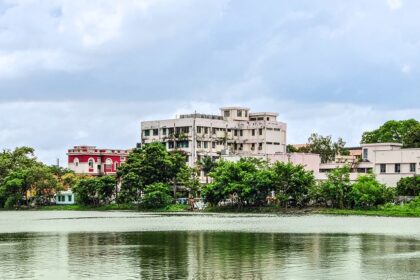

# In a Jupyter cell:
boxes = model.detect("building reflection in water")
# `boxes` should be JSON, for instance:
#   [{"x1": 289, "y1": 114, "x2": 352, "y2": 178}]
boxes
[{"x1": 0, "y1": 232, "x2": 419, "y2": 279}]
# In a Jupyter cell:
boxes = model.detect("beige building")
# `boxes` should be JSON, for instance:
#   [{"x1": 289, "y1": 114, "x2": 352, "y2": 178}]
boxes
[
  {"x1": 141, "y1": 107, "x2": 287, "y2": 166},
  {"x1": 318, "y1": 143, "x2": 419, "y2": 187}
]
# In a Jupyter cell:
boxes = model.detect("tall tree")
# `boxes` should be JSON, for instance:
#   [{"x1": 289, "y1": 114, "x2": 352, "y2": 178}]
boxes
[
  {"x1": 319, "y1": 166, "x2": 352, "y2": 209},
  {"x1": 271, "y1": 162, "x2": 315, "y2": 207},
  {"x1": 361, "y1": 119, "x2": 420, "y2": 148},
  {"x1": 299, "y1": 133, "x2": 349, "y2": 163},
  {"x1": 117, "y1": 143, "x2": 187, "y2": 203},
  {"x1": 198, "y1": 156, "x2": 216, "y2": 184}
]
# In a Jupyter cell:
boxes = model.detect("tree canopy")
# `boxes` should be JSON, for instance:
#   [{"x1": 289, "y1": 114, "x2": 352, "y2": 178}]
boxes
[
  {"x1": 296, "y1": 133, "x2": 349, "y2": 163},
  {"x1": 361, "y1": 119, "x2": 420, "y2": 148}
]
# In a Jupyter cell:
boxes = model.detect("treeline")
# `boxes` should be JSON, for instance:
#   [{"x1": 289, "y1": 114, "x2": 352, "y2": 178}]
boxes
[
  {"x1": 0, "y1": 147, "x2": 77, "y2": 208},
  {"x1": 203, "y1": 160, "x2": 417, "y2": 210}
]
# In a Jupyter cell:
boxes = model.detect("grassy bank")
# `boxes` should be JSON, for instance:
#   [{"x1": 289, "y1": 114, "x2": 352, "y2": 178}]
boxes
[
  {"x1": 318, "y1": 205, "x2": 420, "y2": 217},
  {"x1": 29, "y1": 204, "x2": 188, "y2": 212},
  {"x1": 5, "y1": 203, "x2": 420, "y2": 217}
]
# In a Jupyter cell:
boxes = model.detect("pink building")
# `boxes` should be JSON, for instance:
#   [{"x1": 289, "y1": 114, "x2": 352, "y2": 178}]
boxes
[{"x1": 67, "y1": 146, "x2": 130, "y2": 176}]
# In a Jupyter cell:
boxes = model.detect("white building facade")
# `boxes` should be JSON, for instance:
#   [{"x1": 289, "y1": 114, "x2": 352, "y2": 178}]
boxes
[
  {"x1": 141, "y1": 107, "x2": 287, "y2": 166},
  {"x1": 318, "y1": 143, "x2": 420, "y2": 187}
]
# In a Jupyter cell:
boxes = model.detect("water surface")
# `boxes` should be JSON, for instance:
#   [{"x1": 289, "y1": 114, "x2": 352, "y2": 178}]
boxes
[{"x1": 0, "y1": 211, "x2": 419, "y2": 279}]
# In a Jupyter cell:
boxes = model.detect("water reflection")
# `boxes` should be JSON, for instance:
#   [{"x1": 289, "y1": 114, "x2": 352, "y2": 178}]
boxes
[{"x1": 1, "y1": 231, "x2": 419, "y2": 279}]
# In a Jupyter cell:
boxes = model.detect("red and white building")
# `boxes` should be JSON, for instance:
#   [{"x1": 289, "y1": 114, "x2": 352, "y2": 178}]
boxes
[{"x1": 67, "y1": 146, "x2": 130, "y2": 176}]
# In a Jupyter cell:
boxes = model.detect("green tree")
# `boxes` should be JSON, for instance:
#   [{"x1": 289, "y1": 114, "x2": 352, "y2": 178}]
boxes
[
  {"x1": 117, "y1": 143, "x2": 188, "y2": 204},
  {"x1": 301, "y1": 133, "x2": 349, "y2": 163},
  {"x1": 319, "y1": 166, "x2": 352, "y2": 208},
  {"x1": 286, "y1": 145, "x2": 298, "y2": 153},
  {"x1": 198, "y1": 156, "x2": 216, "y2": 184},
  {"x1": 396, "y1": 176, "x2": 420, "y2": 196},
  {"x1": 349, "y1": 174, "x2": 394, "y2": 208},
  {"x1": 270, "y1": 162, "x2": 315, "y2": 207},
  {"x1": 177, "y1": 166, "x2": 201, "y2": 197},
  {"x1": 361, "y1": 119, "x2": 420, "y2": 148},
  {"x1": 96, "y1": 176, "x2": 116, "y2": 205},
  {"x1": 72, "y1": 177, "x2": 100, "y2": 206},
  {"x1": 141, "y1": 183, "x2": 172, "y2": 209}
]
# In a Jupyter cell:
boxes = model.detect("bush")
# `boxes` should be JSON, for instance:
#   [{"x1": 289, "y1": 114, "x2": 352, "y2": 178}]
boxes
[
  {"x1": 349, "y1": 174, "x2": 394, "y2": 208},
  {"x1": 141, "y1": 183, "x2": 172, "y2": 209},
  {"x1": 396, "y1": 176, "x2": 420, "y2": 196}
]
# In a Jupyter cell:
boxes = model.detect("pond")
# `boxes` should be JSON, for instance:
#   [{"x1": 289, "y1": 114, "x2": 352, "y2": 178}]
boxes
[{"x1": 0, "y1": 211, "x2": 419, "y2": 279}]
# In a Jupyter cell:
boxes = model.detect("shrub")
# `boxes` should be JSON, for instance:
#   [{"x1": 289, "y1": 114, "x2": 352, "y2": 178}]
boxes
[
  {"x1": 350, "y1": 174, "x2": 394, "y2": 208},
  {"x1": 141, "y1": 183, "x2": 172, "y2": 209}
]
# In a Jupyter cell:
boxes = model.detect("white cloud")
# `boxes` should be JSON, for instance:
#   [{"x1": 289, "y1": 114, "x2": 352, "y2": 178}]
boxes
[
  {"x1": 387, "y1": 0, "x2": 402, "y2": 10},
  {"x1": 401, "y1": 63, "x2": 411, "y2": 74}
]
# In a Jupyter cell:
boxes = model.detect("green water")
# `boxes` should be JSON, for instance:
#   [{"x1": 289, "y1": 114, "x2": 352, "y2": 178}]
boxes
[{"x1": 0, "y1": 212, "x2": 419, "y2": 279}]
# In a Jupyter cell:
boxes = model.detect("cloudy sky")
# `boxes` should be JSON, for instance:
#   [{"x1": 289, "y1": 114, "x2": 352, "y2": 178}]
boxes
[{"x1": 0, "y1": 0, "x2": 419, "y2": 164}]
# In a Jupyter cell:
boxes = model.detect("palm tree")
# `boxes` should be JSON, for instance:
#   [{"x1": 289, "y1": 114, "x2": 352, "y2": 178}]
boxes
[{"x1": 198, "y1": 156, "x2": 215, "y2": 184}]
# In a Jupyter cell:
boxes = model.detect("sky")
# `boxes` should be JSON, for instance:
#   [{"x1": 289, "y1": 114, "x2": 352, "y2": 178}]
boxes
[{"x1": 0, "y1": 0, "x2": 419, "y2": 165}]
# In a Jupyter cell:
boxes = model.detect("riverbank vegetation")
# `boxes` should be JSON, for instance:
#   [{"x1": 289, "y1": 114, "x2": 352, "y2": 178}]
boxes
[{"x1": 1, "y1": 143, "x2": 419, "y2": 217}]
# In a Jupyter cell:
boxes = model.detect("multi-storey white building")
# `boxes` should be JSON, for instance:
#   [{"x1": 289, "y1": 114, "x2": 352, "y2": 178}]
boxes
[
  {"x1": 141, "y1": 107, "x2": 287, "y2": 166},
  {"x1": 318, "y1": 143, "x2": 420, "y2": 187}
]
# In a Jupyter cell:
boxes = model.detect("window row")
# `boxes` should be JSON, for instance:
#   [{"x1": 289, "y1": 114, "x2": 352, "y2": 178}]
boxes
[{"x1": 379, "y1": 163, "x2": 417, "y2": 173}]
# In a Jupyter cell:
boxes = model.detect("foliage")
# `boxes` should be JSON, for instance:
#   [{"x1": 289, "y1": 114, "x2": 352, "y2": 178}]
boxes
[
  {"x1": 349, "y1": 174, "x2": 394, "y2": 208},
  {"x1": 141, "y1": 183, "x2": 172, "y2": 209},
  {"x1": 318, "y1": 166, "x2": 352, "y2": 208},
  {"x1": 297, "y1": 133, "x2": 349, "y2": 163},
  {"x1": 117, "y1": 143, "x2": 187, "y2": 203},
  {"x1": 72, "y1": 176, "x2": 116, "y2": 206},
  {"x1": 202, "y1": 159, "x2": 314, "y2": 208},
  {"x1": 271, "y1": 162, "x2": 316, "y2": 207},
  {"x1": 286, "y1": 144, "x2": 298, "y2": 153},
  {"x1": 361, "y1": 119, "x2": 420, "y2": 148},
  {"x1": 198, "y1": 156, "x2": 216, "y2": 184},
  {"x1": 0, "y1": 148, "x2": 64, "y2": 208},
  {"x1": 176, "y1": 166, "x2": 201, "y2": 196},
  {"x1": 396, "y1": 176, "x2": 420, "y2": 196}
]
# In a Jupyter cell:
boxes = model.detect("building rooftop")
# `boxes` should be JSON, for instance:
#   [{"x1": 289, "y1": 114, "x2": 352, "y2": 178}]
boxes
[{"x1": 179, "y1": 113, "x2": 223, "y2": 120}]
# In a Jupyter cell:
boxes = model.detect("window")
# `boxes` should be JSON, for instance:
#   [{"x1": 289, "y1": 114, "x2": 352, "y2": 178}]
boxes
[
  {"x1": 204, "y1": 127, "x2": 209, "y2": 134},
  {"x1": 204, "y1": 141, "x2": 208, "y2": 149},
  {"x1": 74, "y1": 158, "x2": 79, "y2": 167},
  {"x1": 162, "y1": 128, "x2": 167, "y2": 136},
  {"x1": 266, "y1": 117, "x2": 269, "y2": 121},
  {"x1": 144, "y1": 130, "x2": 150, "y2": 136},
  {"x1": 251, "y1": 143, "x2": 255, "y2": 150},
  {"x1": 239, "y1": 130, "x2": 243, "y2": 137},
  {"x1": 168, "y1": 141, "x2": 174, "y2": 149},
  {"x1": 252, "y1": 129, "x2": 255, "y2": 136},
  {"x1": 410, "y1": 163, "x2": 416, "y2": 172},
  {"x1": 88, "y1": 159, "x2": 94, "y2": 168},
  {"x1": 259, "y1": 129, "x2": 263, "y2": 136},
  {"x1": 153, "y1": 129, "x2": 158, "y2": 136},
  {"x1": 363, "y1": 148, "x2": 368, "y2": 160},
  {"x1": 197, "y1": 126, "x2": 202, "y2": 133},
  {"x1": 197, "y1": 141, "x2": 201, "y2": 148},
  {"x1": 176, "y1": 141, "x2": 189, "y2": 148},
  {"x1": 237, "y1": 110, "x2": 242, "y2": 117},
  {"x1": 395, "y1": 163, "x2": 400, "y2": 173},
  {"x1": 258, "y1": 143, "x2": 263, "y2": 150},
  {"x1": 224, "y1": 110, "x2": 230, "y2": 117},
  {"x1": 212, "y1": 142, "x2": 216, "y2": 149},
  {"x1": 234, "y1": 130, "x2": 238, "y2": 136},
  {"x1": 68, "y1": 195, "x2": 72, "y2": 202},
  {"x1": 245, "y1": 111, "x2": 248, "y2": 117},
  {"x1": 105, "y1": 158, "x2": 113, "y2": 171},
  {"x1": 114, "y1": 162, "x2": 119, "y2": 170},
  {"x1": 380, "y1": 164, "x2": 386, "y2": 173}
]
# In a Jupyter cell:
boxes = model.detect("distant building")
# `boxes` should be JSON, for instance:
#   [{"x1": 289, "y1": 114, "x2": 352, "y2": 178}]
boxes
[
  {"x1": 67, "y1": 146, "x2": 130, "y2": 176},
  {"x1": 55, "y1": 190, "x2": 75, "y2": 205},
  {"x1": 318, "y1": 143, "x2": 419, "y2": 187},
  {"x1": 141, "y1": 107, "x2": 287, "y2": 166}
]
